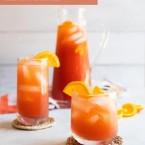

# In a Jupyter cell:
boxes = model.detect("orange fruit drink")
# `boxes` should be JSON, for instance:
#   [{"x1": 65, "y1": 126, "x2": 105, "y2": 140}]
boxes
[
  {"x1": 17, "y1": 51, "x2": 60, "y2": 125},
  {"x1": 63, "y1": 81, "x2": 118, "y2": 144},
  {"x1": 52, "y1": 21, "x2": 91, "y2": 108}
]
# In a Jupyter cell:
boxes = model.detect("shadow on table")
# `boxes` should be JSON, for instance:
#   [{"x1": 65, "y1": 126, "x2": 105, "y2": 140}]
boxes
[
  {"x1": 27, "y1": 140, "x2": 66, "y2": 145},
  {"x1": 42, "y1": 142, "x2": 66, "y2": 145},
  {"x1": 42, "y1": 139, "x2": 66, "y2": 145},
  {"x1": 0, "y1": 120, "x2": 14, "y2": 130}
]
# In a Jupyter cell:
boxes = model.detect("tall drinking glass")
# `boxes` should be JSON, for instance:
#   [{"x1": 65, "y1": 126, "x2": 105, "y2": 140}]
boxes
[
  {"x1": 71, "y1": 93, "x2": 118, "y2": 145},
  {"x1": 17, "y1": 57, "x2": 49, "y2": 125},
  {"x1": 52, "y1": 8, "x2": 91, "y2": 108}
]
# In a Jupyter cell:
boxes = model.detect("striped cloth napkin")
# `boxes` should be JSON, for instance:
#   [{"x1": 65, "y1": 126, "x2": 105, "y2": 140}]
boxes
[
  {"x1": 0, "y1": 94, "x2": 16, "y2": 114},
  {"x1": 0, "y1": 94, "x2": 59, "y2": 114}
]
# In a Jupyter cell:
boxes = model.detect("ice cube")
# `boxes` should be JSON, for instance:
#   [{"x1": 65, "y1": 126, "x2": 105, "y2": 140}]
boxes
[
  {"x1": 35, "y1": 72, "x2": 47, "y2": 94},
  {"x1": 75, "y1": 35, "x2": 86, "y2": 44},
  {"x1": 18, "y1": 85, "x2": 40, "y2": 92},
  {"x1": 67, "y1": 26, "x2": 78, "y2": 34},
  {"x1": 22, "y1": 65, "x2": 30, "y2": 79},
  {"x1": 87, "y1": 114, "x2": 100, "y2": 124}
]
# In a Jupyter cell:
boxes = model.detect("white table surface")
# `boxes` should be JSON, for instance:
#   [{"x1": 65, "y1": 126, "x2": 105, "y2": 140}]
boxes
[{"x1": 0, "y1": 87, "x2": 145, "y2": 145}]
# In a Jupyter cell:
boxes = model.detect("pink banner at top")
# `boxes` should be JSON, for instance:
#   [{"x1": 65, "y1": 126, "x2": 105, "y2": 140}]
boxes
[{"x1": 0, "y1": 0, "x2": 98, "y2": 5}]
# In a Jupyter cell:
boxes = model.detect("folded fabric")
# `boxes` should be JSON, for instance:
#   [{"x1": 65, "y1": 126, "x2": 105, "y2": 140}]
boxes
[{"x1": 0, "y1": 94, "x2": 16, "y2": 114}]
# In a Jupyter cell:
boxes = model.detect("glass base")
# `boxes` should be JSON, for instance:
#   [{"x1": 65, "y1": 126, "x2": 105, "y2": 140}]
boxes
[
  {"x1": 72, "y1": 133, "x2": 113, "y2": 145},
  {"x1": 17, "y1": 114, "x2": 48, "y2": 126},
  {"x1": 54, "y1": 99, "x2": 71, "y2": 108}
]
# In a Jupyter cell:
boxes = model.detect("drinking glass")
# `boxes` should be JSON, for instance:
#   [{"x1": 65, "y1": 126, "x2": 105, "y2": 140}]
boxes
[
  {"x1": 71, "y1": 93, "x2": 118, "y2": 145},
  {"x1": 17, "y1": 57, "x2": 49, "y2": 125}
]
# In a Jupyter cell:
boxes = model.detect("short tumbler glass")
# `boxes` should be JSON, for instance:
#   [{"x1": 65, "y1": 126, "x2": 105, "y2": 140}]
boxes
[
  {"x1": 71, "y1": 93, "x2": 118, "y2": 145},
  {"x1": 17, "y1": 57, "x2": 49, "y2": 125}
]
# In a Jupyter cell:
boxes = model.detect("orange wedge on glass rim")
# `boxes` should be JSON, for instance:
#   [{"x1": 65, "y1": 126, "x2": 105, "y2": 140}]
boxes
[
  {"x1": 63, "y1": 82, "x2": 106, "y2": 99},
  {"x1": 93, "y1": 86, "x2": 105, "y2": 94},
  {"x1": 34, "y1": 51, "x2": 60, "y2": 67},
  {"x1": 63, "y1": 81, "x2": 92, "y2": 99}
]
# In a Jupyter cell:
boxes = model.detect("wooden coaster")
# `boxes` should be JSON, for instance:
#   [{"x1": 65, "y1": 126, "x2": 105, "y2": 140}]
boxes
[
  {"x1": 66, "y1": 136, "x2": 123, "y2": 145},
  {"x1": 12, "y1": 117, "x2": 55, "y2": 131}
]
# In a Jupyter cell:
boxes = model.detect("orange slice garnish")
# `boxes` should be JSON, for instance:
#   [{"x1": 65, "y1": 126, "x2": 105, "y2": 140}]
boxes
[
  {"x1": 118, "y1": 103, "x2": 144, "y2": 118},
  {"x1": 63, "y1": 81, "x2": 92, "y2": 99},
  {"x1": 134, "y1": 104, "x2": 144, "y2": 113},
  {"x1": 117, "y1": 108, "x2": 127, "y2": 119},
  {"x1": 34, "y1": 51, "x2": 60, "y2": 67},
  {"x1": 121, "y1": 103, "x2": 137, "y2": 117},
  {"x1": 93, "y1": 86, "x2": 104, "y2": 94}
]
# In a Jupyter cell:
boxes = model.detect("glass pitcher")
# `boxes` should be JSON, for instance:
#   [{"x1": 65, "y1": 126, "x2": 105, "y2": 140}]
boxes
[{"x1": 51, "y1": 7, "x2": 109, "y2": 108}]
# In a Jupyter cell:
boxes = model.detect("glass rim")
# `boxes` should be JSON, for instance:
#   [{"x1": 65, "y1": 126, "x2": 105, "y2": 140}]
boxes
[
  {"x1": 72, "y1": 92, "x2": 110, "y2": 100},
  {"x1": 57, "y1": 6, "x2": 86, "y2": 25},
  {"x1": 17, "y1": 57, "x2": 48, "y2": 65},
  {"x1": 18, "y1": 56, "x2": 48, "y2": 60},
  {"x1": 58, "y1": 6, "x2": 86, "y2": 14}
]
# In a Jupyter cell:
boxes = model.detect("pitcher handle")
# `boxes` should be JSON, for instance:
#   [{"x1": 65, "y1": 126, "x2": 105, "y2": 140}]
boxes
[{"x1": 91, "y1": 23, "x2": 109, "y2": 69}]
